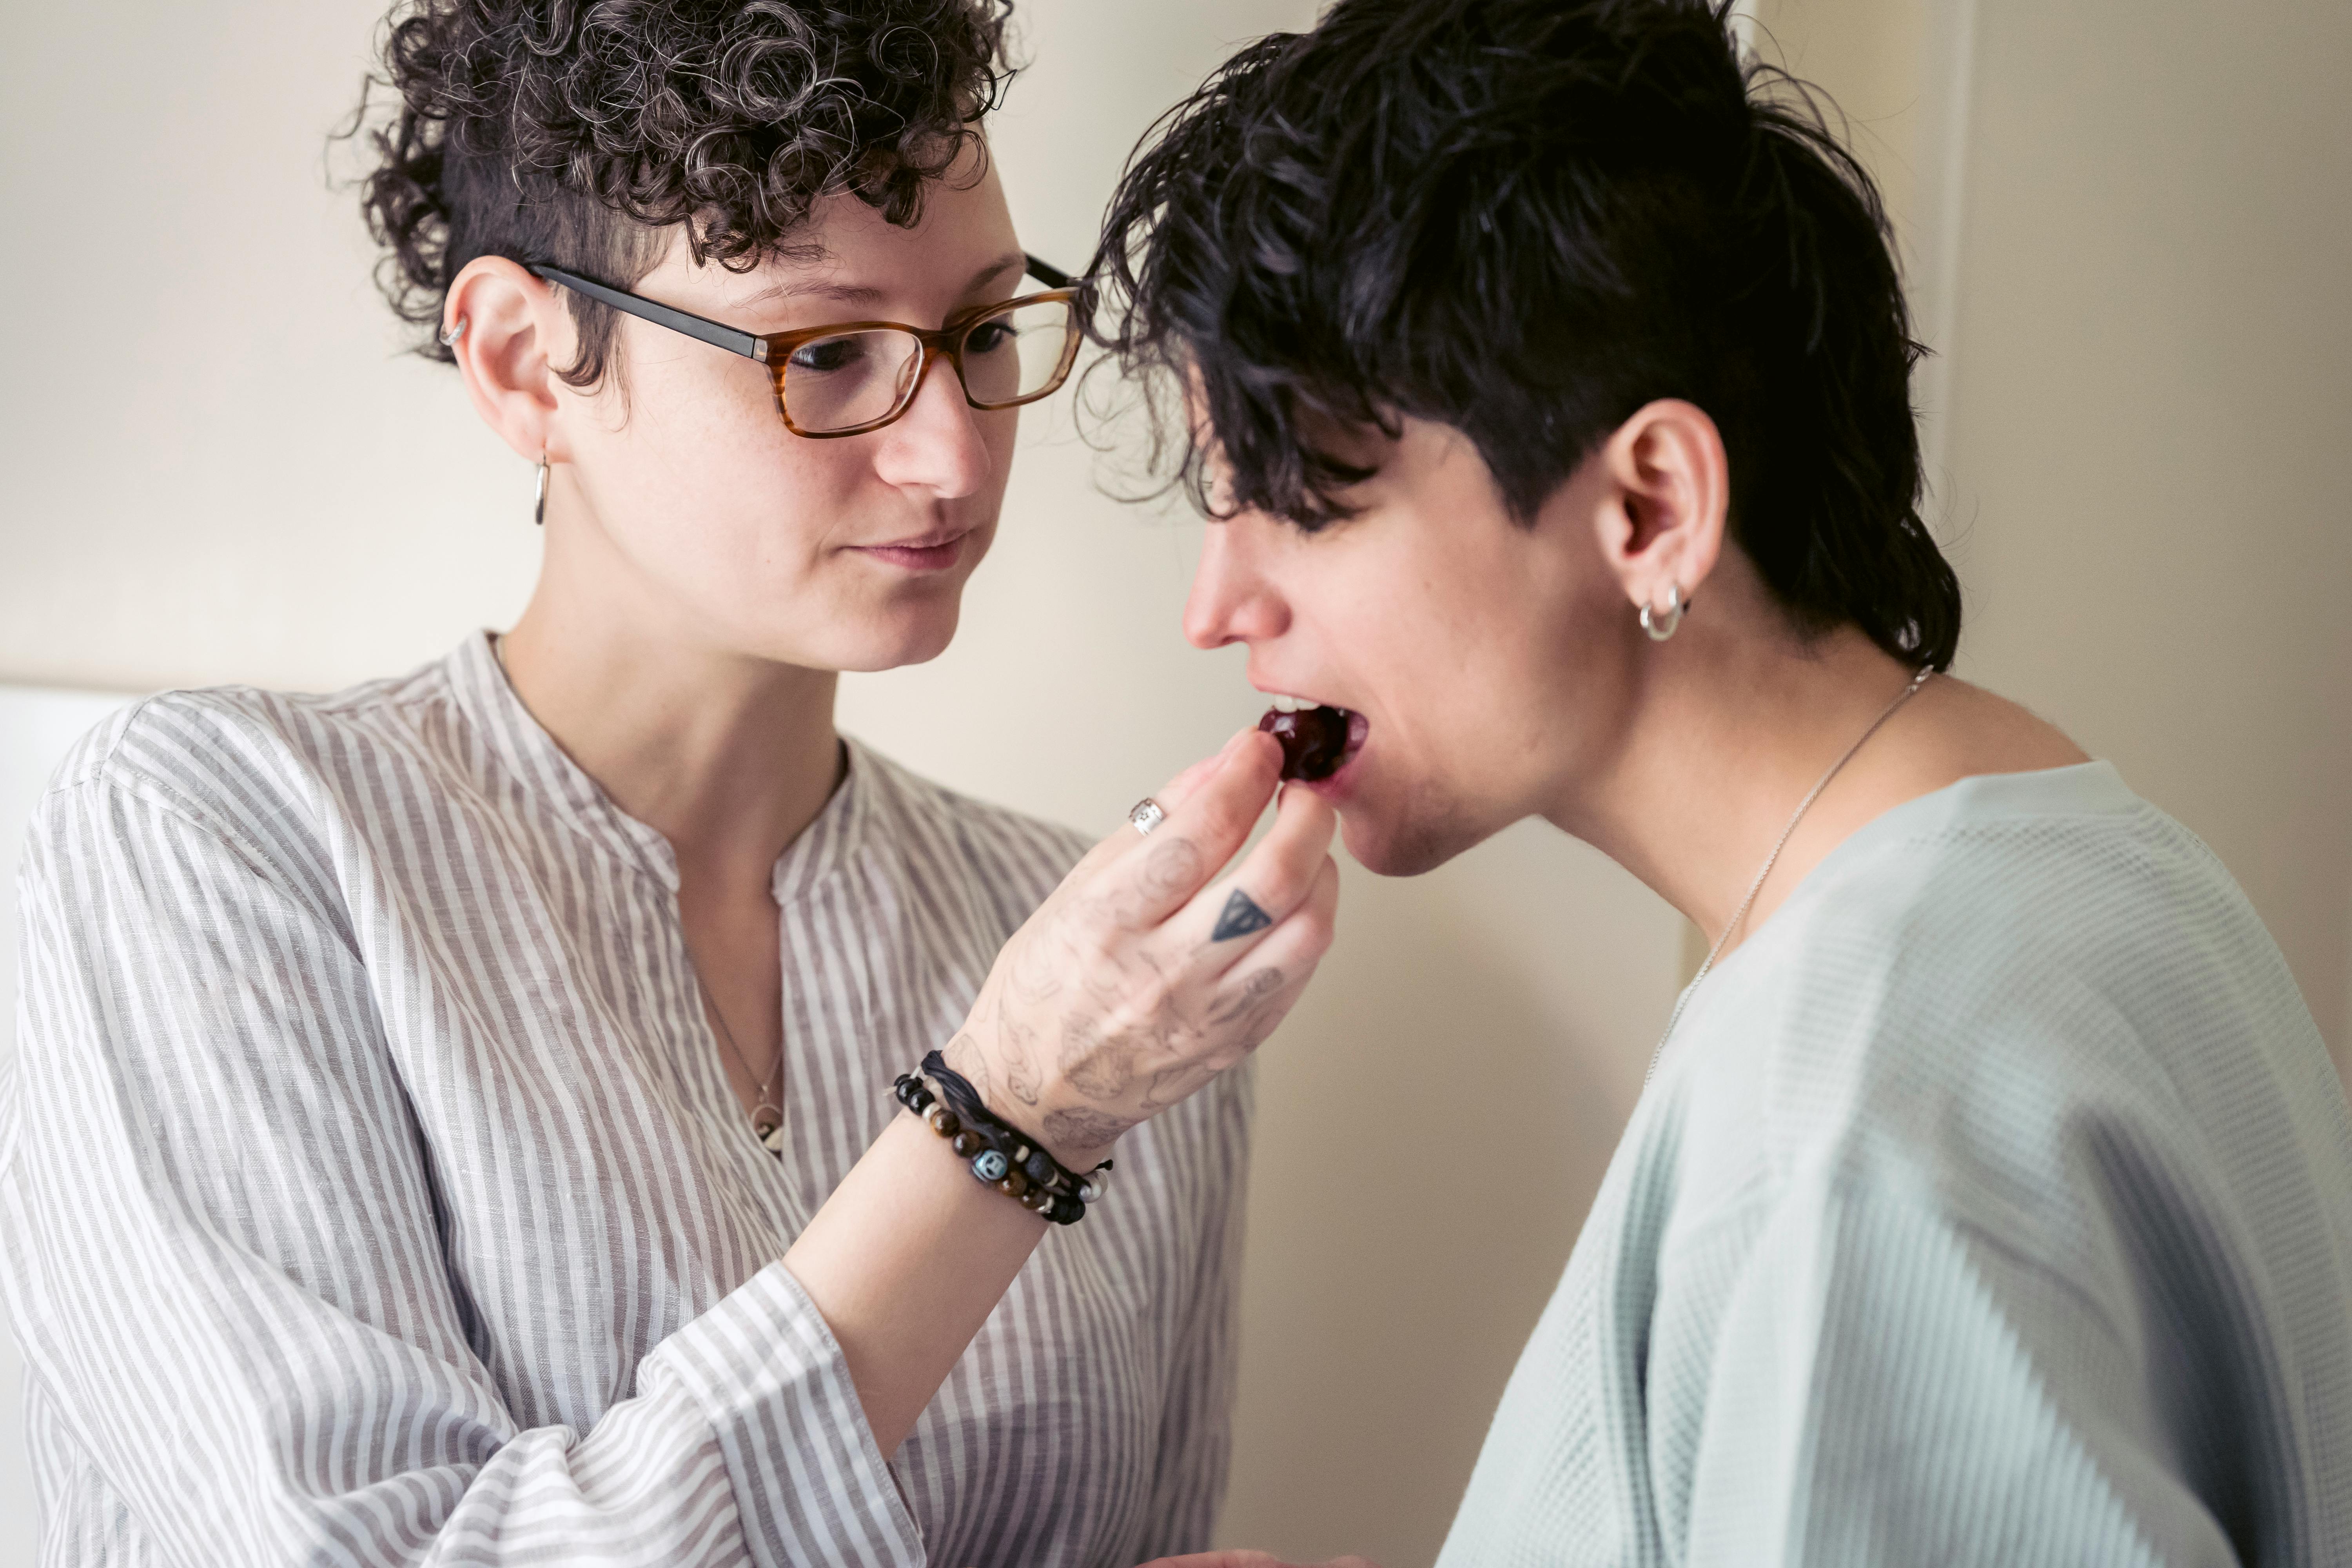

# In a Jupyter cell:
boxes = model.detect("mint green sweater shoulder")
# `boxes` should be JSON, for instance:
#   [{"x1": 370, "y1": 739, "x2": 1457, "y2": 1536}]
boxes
[{"x1": 1439, "y1": 764, "x2": 2352, "y2": 1568}]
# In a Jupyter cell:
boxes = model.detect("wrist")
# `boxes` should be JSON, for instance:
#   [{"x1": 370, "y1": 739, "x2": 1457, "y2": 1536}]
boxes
[
  {"x1": 1018, "y1": 1102, "x2": 1129, "y2": 1171},
  {"x1": 896, "y1": 1058, "x2": 1110, "y2": 1226},
  {"x1": 974, "y1": 1085, "x2": 1119, "y2": 1171},
  {"x1": 940, "y1": 1028, "x2": 1120, "y2": 1171}
]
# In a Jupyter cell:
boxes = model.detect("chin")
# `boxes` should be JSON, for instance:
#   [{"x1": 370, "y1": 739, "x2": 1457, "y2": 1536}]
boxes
[
  {"x1": 1336, "y1": 799, "x2": 1487, "y2": 878},
  {"x1": 820, "y1": 602, "x2": 965, "y2": 674}
]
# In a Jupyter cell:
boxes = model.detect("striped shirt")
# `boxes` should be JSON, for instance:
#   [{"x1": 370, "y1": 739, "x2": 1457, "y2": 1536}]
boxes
[{"x1": 2, "y1": 632, "x2": 1249, "y2": 1568}]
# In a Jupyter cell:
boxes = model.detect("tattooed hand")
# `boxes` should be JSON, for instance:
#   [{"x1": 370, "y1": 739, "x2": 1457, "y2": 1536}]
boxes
[{"x1": 947, "y1": 728, "x2": 1340, "y2": 1167}]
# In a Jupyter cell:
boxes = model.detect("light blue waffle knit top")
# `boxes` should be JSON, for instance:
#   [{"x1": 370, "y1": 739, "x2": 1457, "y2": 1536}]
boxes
[{"x1": 1437, "y1": 763, "x2": 2352, "y2": 1567}]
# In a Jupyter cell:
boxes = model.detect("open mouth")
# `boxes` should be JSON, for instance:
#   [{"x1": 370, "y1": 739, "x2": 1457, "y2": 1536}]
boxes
[{"x1": 1256, "y1": 695, "x2": 1369, "y2": 782}]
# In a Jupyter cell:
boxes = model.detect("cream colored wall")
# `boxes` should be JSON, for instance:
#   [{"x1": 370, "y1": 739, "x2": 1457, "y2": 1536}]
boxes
[
  {"x1": 1754, "y1": 0, "x2": 2352, "y2": 1080},
  {"x1": 5, "y1": 3, "x2": 2348, "y2": 1565},
  {"x1": 1939, "y1": 0, "x2": 2352, "y2": 1074},
  {"x1": 0, "y1": 5, "x2": 1679, "y2": 1567}
]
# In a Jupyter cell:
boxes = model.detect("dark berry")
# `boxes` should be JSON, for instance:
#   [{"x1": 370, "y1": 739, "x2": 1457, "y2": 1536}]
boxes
[{"x1": 1258, "y1": 706, "x2": 1352, "y2": 781}]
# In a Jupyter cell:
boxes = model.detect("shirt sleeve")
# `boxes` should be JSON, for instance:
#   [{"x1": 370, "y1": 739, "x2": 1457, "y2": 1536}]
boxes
[
  {"x1": 1668, "y1": 1166, "x2": 2246, "y2": 1568},
  {"x1": 1127, "y1": 1066, "x2": 1253, "y2": 1559},
  {"x1": 1, "y1": 770, "x2": 924, "y2": 1568}
]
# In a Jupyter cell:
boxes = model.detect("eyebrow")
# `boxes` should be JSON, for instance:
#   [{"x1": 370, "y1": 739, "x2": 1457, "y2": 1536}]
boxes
[{"x1": 737, "y1": 252, "x2": 1030, "y2": 314}]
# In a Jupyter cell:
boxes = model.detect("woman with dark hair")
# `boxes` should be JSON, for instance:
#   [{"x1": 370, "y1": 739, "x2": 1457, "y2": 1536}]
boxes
[
  {"x1": 0, "y1": 2, "x2": 1342, "y2": 1564},
  {"x1": 1088, "y1": 1, "x2": 2352, "y2": 1564}
]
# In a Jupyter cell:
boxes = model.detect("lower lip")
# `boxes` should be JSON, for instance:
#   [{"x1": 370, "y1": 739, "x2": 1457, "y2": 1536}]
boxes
[
  {"x1": 853, "y1": 535, "x2": 967, "y2": 572},
  {"x1": 1296, "y1": 711, "x2": 1370, "y2": 800}
]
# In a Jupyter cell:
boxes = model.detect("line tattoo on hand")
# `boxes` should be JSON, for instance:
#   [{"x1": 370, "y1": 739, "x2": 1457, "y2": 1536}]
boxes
[
  {"x1": 1208, "y1": 967, "x2": 1285, "y2": 1025},
  {"x1": 998, "y1": 1016, "x2": 1044, "y2": 1106},
  {"x1": 1139, "y1": 1060, "x2": 1211, "y2": 1112},
  {"x1": 1059, "y1": 1015, "x2": 1138, "y2": 1099},
  {"x1": 1210, "y1": 889, "x2": 1274, "y2": 943},
  {"x1": 1141, "y1": 836, "x2": 1205, "y2": 900},
  {"x1": 1044, "y1": 1105, "x2": 1135, "y2": 1152},
  {"x1": 944, "y1": 1033, "x2": 990, "y2": 1103}
]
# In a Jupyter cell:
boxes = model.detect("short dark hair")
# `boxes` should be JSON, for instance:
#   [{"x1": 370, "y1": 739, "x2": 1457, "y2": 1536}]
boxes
[
  {"x1": 1088, "y1": 0, "x2": 1961, "y2": 670},
  {"x1": 349, "y1": 0, "x2": 1012, "y2": 390}
]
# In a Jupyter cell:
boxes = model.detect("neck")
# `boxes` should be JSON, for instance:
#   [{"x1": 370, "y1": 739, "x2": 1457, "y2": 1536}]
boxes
[
  {"x1": 1546, "y1": 606, "x2": 1932, "y2": 956},
  {"x1": 497, "y1": 532, "x2": 843, "y2": 893}
]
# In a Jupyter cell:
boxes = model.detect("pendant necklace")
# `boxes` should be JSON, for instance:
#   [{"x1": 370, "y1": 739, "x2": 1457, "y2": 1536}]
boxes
[
  {"x1": 1644, "y1": 666, "x2": 1935, "y2": 1088},
  {"x1": 701, "y1": 978, "x2": 786, "y2": 1154}
]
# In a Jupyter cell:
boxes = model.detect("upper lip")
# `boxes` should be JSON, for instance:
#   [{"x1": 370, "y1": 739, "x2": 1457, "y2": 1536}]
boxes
[
  {"x1": 855, "y1": 526, "x2": 971, "y2": 551},
  {"x1": 1249, "y1": 681, "x2": 1353, "y2": 713}
]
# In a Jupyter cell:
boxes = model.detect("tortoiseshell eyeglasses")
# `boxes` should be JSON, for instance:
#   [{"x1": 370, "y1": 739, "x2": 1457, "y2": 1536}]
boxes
[{"x1": 524, "y1": 254, "x2": 1083, "y2": 439}]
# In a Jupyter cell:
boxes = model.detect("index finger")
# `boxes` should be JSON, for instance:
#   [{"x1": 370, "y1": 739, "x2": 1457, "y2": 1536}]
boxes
[
  {"x1": 1151, "y1": 745, "x2": 1237, "y2": 818},
  {"x1": 1105, "y1": 729, "x2": 1284, "y2": 929},
  {"x1": 1063, "y1": 726, "x2": 1270, "y2": 883}
]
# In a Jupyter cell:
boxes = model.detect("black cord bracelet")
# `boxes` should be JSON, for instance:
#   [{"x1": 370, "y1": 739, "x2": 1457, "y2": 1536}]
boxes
[{"x1": 893, "y1": 1051, "x2": 1110, "y2": 1226}]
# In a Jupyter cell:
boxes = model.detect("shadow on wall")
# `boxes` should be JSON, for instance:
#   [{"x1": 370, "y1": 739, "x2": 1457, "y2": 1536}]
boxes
[{"x1": 1220, "y1": 826, "x2": 1673, "y2": 1564}]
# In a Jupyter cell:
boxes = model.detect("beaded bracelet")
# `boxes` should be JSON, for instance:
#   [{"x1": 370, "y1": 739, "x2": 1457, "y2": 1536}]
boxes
[
  {"x1": 896, "y1": 1056, "x2": 1110, "y2": 1225},
  {"x1": 893, "y1": 1051, "x2": 1110, "y2": 1226}
]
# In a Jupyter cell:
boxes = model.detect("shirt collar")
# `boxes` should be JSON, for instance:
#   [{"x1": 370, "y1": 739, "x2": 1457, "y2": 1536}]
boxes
[
  {"x1": 446, "y1": 630, "x2": 679, "y2": 884},
  {"x1": 772, "y1": 736, "x2": 872, "y2": 906},
  {"x1": 445, "y1": 630, "x2": 870, "y2": 897}
]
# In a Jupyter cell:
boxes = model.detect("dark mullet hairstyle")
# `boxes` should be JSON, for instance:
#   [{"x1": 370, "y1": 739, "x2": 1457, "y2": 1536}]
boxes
[
  {"x1": 1087, "y1": 0, "x2": 1961, "y2": 670},
  {"x1": 348, "y1": 0, "x2": 1013, "y2": 390}
]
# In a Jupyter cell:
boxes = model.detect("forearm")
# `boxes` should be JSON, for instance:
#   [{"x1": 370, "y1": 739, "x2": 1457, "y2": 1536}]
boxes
[
  {"x1": 785, "y1": 731, "x2": 1332, "y2": 1461},
  {"x1": 782, "y1": 1109, "x2": 1049, "y2": 1456}
]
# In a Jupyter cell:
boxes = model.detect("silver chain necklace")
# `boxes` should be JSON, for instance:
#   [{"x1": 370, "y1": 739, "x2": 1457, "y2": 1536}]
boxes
[
  {"x1": 496, "y1": 635, "x2": 790, "y2": 1153},
  {"x1": 700, "y1": 977, "x2": 787, "y2": 1153},
  {"x1": 1644, "y1": 666, "x2": 1935, "y2": 1087}
]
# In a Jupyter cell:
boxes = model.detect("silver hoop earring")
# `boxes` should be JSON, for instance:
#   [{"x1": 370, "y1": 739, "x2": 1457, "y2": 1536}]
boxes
[
  {"x1": 532, "y1": 452, "x2": 549, "y2": 528},
  {"x1": 438, "y1": 317, "x2": 468, "y2": 347},
  {"x1": 1639, "y1": 582, "x2": 1686, "y2": 642}
]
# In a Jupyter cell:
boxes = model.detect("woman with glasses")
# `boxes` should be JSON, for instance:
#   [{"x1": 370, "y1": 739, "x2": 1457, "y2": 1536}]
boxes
[{"x1": 0, "y1": 3, "x2": 1342, "y2": 1565}]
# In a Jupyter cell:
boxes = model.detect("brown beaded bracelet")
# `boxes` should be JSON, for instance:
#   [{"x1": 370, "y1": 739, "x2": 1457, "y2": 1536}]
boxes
[{"x1": 892, "y1": 1063, "x2": 1107, "y2": 1225}]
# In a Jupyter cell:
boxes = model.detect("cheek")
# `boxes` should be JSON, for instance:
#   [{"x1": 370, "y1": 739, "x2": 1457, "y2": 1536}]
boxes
[
  {"x1": 1368, "y1": 538, "x2": 1565, "y2": 768},
  {"x1": 585, "y1": 362, "x2": 863, "y2": 584},
  {"x1": 634, "y1": 363, "x2": 800, "y2": 502},
  {"x1": 978, "y1": 408, "x2": 1020, "y2": 495}
]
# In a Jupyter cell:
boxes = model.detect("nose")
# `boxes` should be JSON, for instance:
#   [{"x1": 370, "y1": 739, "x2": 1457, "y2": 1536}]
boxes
[
  {"x1": 1183, "y1": 519, "x2": 1291, "y2": 650},
  {"x1": 869, "y1": 347, "x2": 993, "y2": 499}
]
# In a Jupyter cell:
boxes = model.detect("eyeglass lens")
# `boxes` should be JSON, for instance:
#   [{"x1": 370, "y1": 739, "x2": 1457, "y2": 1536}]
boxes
[{"x1": 780, "y1": 297, "x2": 1074, "y2": 433}]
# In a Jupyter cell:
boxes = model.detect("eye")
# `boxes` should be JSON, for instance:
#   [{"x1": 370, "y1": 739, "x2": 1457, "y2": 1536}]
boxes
[
  {"x1": 788, "y1": 336, "x2": 867, "y2": 374},
  {"x1": 964, "y1": 318, "x2": 1017, "y2": 355}
]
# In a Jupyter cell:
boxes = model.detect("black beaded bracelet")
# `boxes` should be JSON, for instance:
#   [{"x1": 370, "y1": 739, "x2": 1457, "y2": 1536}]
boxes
[{"x1": 893, "y1": 1051, "x2": 1110, "y2": 1226}]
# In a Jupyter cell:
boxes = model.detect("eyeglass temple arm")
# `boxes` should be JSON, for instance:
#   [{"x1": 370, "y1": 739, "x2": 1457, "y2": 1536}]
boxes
[
  {"x1": 528, "y1": 265, "x2": 762, "y2": 361},
  {"x1": 1024, "y1": 253, "x2": 1075, "y2": 290},
  {"x1": 528, "y1": 255, "x2": 1077, "y2": 360}
]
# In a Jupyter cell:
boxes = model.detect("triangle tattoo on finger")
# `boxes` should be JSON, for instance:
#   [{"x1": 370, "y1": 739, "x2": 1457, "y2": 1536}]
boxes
[{"x1": 1211, "y1": 889, "x2": 1274, "y2": 942}]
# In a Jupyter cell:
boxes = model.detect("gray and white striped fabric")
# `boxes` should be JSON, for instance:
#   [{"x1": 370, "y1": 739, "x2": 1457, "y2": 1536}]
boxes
[{"x1": 2, "y1": 632, "x2": 1249, "y2": 1567}]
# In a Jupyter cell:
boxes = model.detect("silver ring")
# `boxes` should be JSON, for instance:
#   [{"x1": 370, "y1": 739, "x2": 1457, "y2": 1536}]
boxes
[{"x1": 1128, "y1": 797, "x2": 1167, "y2": 837}]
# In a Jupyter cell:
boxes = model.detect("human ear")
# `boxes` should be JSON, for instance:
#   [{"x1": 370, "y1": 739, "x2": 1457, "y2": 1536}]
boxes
[
  {"x1": 441, "y1": 257, "x2": 570, "y2": 463},
  {"x1": 1589, "y1": 398, "x2": 1730, "y2": 623}
]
